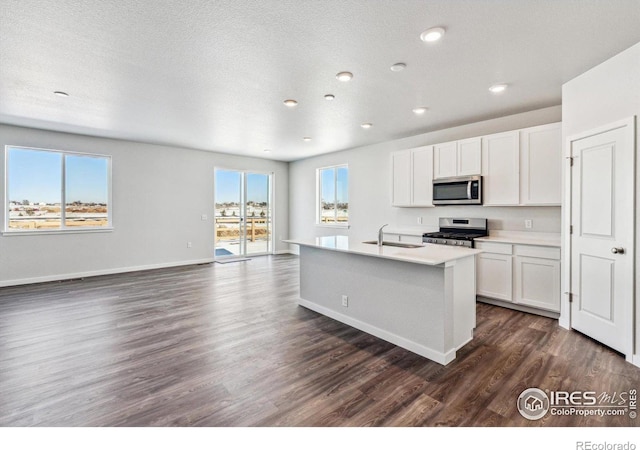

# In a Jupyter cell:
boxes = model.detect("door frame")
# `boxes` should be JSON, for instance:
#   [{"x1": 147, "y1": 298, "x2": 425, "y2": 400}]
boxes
[
  {"x1": 561, "y1": 116, "x2": 636, "y2": 363},
  {"x1": 213, "y1": 167, "x2": 275, "y2": 259}
]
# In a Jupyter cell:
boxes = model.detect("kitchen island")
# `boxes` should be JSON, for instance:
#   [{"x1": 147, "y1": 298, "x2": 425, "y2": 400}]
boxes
[{"x1": 284, "y1": 236, "x2": 482, "y2": 365}]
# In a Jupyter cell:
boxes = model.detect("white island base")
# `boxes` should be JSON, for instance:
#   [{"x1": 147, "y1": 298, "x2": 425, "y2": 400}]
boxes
[{"x1": 289, "y1": 237, "x2": 480, "y2": 365}]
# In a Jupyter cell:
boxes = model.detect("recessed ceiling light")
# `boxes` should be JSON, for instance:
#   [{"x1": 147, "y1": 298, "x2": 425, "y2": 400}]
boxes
[
  {"x1": 361, "y1": 123, "x2": 373, "y2": 129},
  {"x1": 263, "y1": 148, "x2": 271, "y2": 153},
  {"x1": 54, "y1": 91, "x2": 69, "y2": 97},
  {"x1": 336, "y1": 71, "x2": 353, "y2": 82},
  {"x1": 412, "y1": 107, "x2": 428, "y2": 115},
  {"x1": 420, "y1": 27, "x2": 445, "y2": 42},
  {"x1": 283, "y1": 99, "x2": 298, "y2": 107},
  {"x1": 390, "y1": 63, "x2": 406, "y2": 72},
  {"x1": 303, "y1": 137, "x2": 312, "y2": 142},
  {"x1": 324, "y1": 94, "x2": 335, "y2": 100},
  {"x1": 489, "y1": 84, "x2": 508, "y2": 94}
]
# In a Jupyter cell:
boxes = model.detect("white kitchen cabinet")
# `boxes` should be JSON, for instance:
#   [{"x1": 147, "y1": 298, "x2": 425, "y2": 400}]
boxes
[
  {"x1": 457, "y1": 137, "x2": 482, "y2": 176},
  {"x1": 520, "y1": 122, "x2": 562, "y2": 205},
  {"x1": 434, "y1": 138, "x2": 481, "y2": 179},
  {"x1": 392, "y1": 150, "x2": 412, "y2": 206},
  {"x1": 433, "y1": 141, "x2": 457, "y2": 179},
  {"x1": 476, "y1": 241, "x2": 561, "y2": 314},
  {"x1": 475, "y1": 242, "x2": 513, "y2": 302},
  {"x1": 482, "y1": 131, "x2": 520, "y2": 206},
  {"x1": 391, "y1": 146, "x2": 434, "y2": 207},
  {"x1": 514, "y1": 245, "x2": 561, "y2": 312}
]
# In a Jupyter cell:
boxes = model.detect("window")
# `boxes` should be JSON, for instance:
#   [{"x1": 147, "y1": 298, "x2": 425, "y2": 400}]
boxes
[
  {"x1": 5, "y1": 146, "x2": 111, "y2": 232},
  {"x1": 317, "y1": 164, "x2": 348, "y2": 226}
]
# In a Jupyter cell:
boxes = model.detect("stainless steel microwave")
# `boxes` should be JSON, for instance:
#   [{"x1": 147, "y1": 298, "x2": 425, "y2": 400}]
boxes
[{"x1": 432, "y1": 175, "x2": 482, "y2": 205}]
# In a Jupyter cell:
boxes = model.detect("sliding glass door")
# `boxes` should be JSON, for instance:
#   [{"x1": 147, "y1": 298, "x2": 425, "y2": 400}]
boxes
[{"x1": 214, "y1": 169, "x2": 272, "y2": 258}]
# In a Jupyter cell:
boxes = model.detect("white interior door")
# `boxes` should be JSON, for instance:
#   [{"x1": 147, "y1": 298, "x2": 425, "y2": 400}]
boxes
[{"x1": 569, "y1": 119, "x2": 635, "y2": 356}]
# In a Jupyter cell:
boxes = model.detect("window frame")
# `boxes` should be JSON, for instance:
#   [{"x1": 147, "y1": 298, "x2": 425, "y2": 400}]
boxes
[
  {"x1": 3, "y1": 145, "x2": 113, "y2": 235},
  {"x1": 316, "y1": 164, "x2": 349, "y2": 228}
]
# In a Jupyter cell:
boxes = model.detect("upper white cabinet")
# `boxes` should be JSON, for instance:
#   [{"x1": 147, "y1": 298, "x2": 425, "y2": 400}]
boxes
[
  {"x1": 391, "y1": 150, "x2": 412, "y2": 206},
  {"x1": 482, "y1": 131, "x2": 520, "y2": 206},
  {"x1": 433, "y1": 141, "x2": 457, "y2": 178},
  {"x1": 433, "y1": 137, "x2": 481, "y2": 179},
  {"x1": 391, "y1": 146, "x2": 434, "y2": 207},
  {"x1": 391, "y1": 122, "x2": 561, "y2": 208},
  {"x1": 519, "y1": 122, "x2": 562, "y2": 205},
  {"x1": 457, "y1": 137, "x2": 482, "y2": 176}
]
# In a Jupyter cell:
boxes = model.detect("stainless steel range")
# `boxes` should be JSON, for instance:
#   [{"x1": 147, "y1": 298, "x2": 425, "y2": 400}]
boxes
[{"x1": 422, "y1": 218, "x2": 488, "y2": 248}]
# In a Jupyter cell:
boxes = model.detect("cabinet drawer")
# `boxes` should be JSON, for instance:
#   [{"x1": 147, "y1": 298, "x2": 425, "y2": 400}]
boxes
[
  {"x1": 514, "y1": 245, "x2": 560, "y2": 260},
  {"x1": 475, "y1": 241, "x2": 512, "y2": 255}
]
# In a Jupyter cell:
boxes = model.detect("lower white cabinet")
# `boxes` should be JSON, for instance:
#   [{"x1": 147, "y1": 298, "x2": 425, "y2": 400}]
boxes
[
  {"x1": 476, "y1": 241, "x2": 561, "y2": 313},
  {"x1": 513, "y1": 245, "x2": 561, "y2": 311},
  {"x1": 477, "y1": 252, "x2": 513, "y2": 301}
]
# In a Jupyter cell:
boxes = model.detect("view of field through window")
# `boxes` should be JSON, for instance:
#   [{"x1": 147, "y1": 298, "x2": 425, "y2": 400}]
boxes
[
  {"x1": 214, "y1": 170, "x2": 272, "y2": 256},
  {"x1": 6, "y1": 147, "x2": 110, "y2": 230},
  {"x1": 319, "y1": 165, "x2": 348, "y2": 224}
]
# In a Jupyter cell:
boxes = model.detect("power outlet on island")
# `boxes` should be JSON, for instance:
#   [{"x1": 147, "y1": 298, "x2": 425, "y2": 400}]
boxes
[
  {"x1": 525, "y1": 219, "x2": 533, "y2": 229},
  {"x1": 341, "y1": 295, "x2": 349, "y2": 307},
  {"x1": 187, "y1": 241, "x2": 192, "y2": 248}
]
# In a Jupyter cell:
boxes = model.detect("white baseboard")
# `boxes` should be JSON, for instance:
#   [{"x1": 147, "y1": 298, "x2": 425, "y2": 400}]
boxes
[
  {"x1": 0, "y1": 257, "x2": 215, "y2": 287},
  {"x1": 273, "y1": 249, "x2": 296, "y2": 255},
  {"x1": 298, "y1": 298, "x2": 455, "y2": 365}
]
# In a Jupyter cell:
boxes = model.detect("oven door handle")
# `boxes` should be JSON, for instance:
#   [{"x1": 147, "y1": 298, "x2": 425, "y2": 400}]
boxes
[{"x1": 467, "y1": 181, "x2": 472, "y2": 200}]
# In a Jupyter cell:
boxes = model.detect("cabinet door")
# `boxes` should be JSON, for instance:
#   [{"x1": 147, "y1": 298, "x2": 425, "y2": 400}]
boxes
[
  {"x1": 514, "y1": 256, "x2": 560, "y2": 312},
  {"x1": 457, "y1": 137, "x2": 482, "y2": 176},
  {"x1": 411, "y1": 146, "x2": 433, "y2": 206},
  {"x1": 476, "y1": 253, "x2": 513, "y2": 301},
  {"x1": 482, "y1": 131, "x2": 520, "y2": 205},
  {"x1": 520, "y1": 122, "x2": 562, "y2": 205},
  {"x1": 391, "y1": 150, "x2": 411, "y2": 206},
  {"x1": 433, "y1": 141, "x2": 457, "y2": 179}
]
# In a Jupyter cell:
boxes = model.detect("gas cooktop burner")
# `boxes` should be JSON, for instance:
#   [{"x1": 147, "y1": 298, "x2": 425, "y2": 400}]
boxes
[{"x1": 422, "y1": 218, "x2": 488, "y2": 248}]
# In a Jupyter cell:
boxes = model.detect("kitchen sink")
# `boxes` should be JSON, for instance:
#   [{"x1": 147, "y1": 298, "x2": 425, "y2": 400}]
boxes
[{"x1": 362, "y1": 240, "x2": 424, "y2": 249}]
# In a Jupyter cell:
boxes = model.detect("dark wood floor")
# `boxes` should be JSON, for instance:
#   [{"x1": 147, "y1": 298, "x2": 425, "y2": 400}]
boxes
[{"x1": 0, "y1": 255, "x2": 638, "y2": 426}]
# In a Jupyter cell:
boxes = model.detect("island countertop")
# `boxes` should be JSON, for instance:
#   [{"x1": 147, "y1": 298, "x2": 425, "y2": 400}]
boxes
[{"x1": 284, "y1": 235, "x2": 482, "y2": 266}]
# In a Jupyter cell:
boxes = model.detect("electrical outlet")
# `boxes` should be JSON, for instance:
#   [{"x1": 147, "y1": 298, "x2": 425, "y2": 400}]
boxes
[
  {"x1": 417, "y1": 217, "x2": 423, "y2": 225},
  {"x1": 187, "y1": 241, "x2": 192, "y2": 248},
  {"x1": 341, "y1": 295, "x2": 349, "y2": 307},
  {"x1": 201, "y1": 214, "x2": 208, "y2": 221},
  {"x1": 525, "y1": 219, "x2": 533, "y2": 229}
]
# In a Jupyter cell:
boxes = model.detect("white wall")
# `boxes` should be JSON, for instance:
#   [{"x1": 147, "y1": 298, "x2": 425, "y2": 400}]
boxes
[
  {"x1": 289, "y1": 106, "x2": 562, "y2": 244},
  {"x1": 0, "y1": 124, "x2": 289, "y2": 286},
  {"x1": 561, "y1": 41, "x2": 640, "y2": 363}
]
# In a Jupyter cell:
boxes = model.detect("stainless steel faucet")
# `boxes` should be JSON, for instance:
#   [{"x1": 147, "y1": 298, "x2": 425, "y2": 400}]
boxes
[{"x1": 378, "y1": 224, "x2": 389, "y2": 246}]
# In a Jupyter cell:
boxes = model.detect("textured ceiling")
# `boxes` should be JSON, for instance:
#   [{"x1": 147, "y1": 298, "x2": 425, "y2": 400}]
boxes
[{"x1": 1, "y1": 0, "x2": 639, "y2": 162}]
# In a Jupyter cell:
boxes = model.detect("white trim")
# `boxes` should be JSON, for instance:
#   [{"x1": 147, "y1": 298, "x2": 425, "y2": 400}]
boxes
[
  {"x1": 274, "y1": 249, "x2": 294, "y2": 255},
  {"x1": 298, "y1": 298, "x2": 457, "y2": 365},
  {"x1": 2, "y1": 227, "x2": 114, "y2": 236},
  {"x1": 0, "y1": 257, "x2": 214, "y2": 288},
  {"x1": 315, "y1": 223, "x2": 350, "y2": 229}
]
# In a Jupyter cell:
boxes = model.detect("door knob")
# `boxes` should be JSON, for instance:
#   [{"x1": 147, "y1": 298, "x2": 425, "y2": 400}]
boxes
[{"x1": 611, "y1": 247, "x2": 625, "y2": 254}]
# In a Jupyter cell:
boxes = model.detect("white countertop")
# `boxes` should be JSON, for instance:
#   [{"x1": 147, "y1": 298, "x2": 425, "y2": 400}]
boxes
[
  {"x1": 475, "y1": 231, "x2": 561, "y2": 248},
  {"x1": 284, "y1": 235, "x2": 482, "y2": 266}
]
